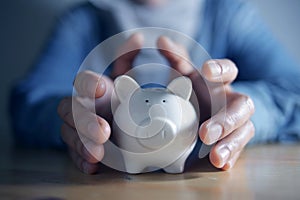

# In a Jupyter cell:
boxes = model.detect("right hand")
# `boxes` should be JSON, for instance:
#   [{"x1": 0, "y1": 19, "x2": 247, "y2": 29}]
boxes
[{"x1": 57, "y1": 33, "x2": 144, "y2": 174}]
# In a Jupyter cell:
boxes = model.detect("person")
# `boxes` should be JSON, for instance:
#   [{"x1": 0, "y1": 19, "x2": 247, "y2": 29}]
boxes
[{"x1": 10, "y1": 0, "x2": 300, "y2": 174}]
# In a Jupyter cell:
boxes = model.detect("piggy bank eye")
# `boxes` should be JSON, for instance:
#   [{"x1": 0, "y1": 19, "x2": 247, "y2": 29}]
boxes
[
  {"x1": 145, "y1": 99, "x2": 151, "y2": 106},
  {"x1": 162, "y1": 99, "x2": 166, "y2": 103}
]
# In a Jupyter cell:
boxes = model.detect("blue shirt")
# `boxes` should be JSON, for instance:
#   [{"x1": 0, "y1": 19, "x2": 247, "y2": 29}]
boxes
[{"x1": 10, "y1": 0, "x2": 300, "y2": 148}]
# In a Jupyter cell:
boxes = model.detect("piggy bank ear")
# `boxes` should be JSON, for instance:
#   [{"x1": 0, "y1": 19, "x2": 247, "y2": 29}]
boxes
[
  {"x1": 114, "y1": 75, "x2": 140, "y2": 102},
  {"x1": 167, "y1": 76, "x2": 192, "y2": 100}
]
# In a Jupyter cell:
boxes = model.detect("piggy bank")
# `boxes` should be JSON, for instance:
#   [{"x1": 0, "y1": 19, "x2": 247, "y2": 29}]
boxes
[{"x1": 112, "y1": 75, "x2": 199, "y2": 174}]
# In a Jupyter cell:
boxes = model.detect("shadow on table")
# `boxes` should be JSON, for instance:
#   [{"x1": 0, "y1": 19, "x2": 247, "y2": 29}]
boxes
[{"x1": 0, "y1": 148, "x2": 221, "y2": 186}]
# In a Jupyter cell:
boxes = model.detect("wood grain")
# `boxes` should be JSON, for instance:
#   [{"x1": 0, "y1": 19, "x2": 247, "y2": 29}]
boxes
[{"x1": 0, "y1": 144, "x2": 299, "y2": 200}]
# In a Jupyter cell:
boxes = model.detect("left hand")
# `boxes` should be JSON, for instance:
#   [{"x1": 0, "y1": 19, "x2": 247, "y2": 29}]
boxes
[
  {"x1": 57, "y1": 33, "x2": 143, "y2": 174},
  {"x1": 157, "y1": 36, "x2": 255, "y2": 170}
]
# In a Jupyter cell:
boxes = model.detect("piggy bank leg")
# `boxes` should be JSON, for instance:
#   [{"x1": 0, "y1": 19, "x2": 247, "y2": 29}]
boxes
[
  {"x1": 163, "y1": 140, "x2": 197, "y2": 174},
  {"x1": 122, "y1": 153, "x2": 146, "y2": 174}
]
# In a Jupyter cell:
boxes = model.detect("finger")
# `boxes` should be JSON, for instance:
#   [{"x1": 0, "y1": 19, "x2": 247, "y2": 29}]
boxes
[
  {"x1": 222, "y1": 150, "x2": 242, "y2": 170},
  {"x1": 112, "y1": 33, "x2": 144, "y2": 78},
  {"x1": 58, "y1": 97, "x2": 75, "y2": 128},
  {"x1": 209, "y1": 120, "x2": 255, "y2": 169},
  {"x1": 74, "y1": 70, "x2": 107, "y2": 98},
  {"x1": 72, "y1": 97, "x2": 111, "y2": 144},
  {"x1": 199, "y1": 94, "x2": 255, "y2": 145},
  {"x1": 61, "y1": 123, "x2": 105, "y2": 163},
  {"x1": 201, "y1": 59, "x2": 238, "y2": 84},
  {"x1": 157, "y1": 36, "x2": 194, "y2": 75},
  {"x1": 69, "y1": 150, "x2": 100, "y2": 174},
  {"x1": 58, "y1": 97, "x2": 97, "y2": 128}
]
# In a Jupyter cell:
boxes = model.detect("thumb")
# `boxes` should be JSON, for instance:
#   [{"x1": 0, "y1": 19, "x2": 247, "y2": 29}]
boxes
[
  {"x1": 112, "y1": 33, "x2": 144, "y2": 79},
  {"x1": 157, "y1": 36, "x2": 194, "y2": 76}
]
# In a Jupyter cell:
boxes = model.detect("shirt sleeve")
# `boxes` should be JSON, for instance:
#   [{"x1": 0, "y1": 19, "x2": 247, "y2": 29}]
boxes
[
  {"x1": 10, "y1": 4, "x2": 101, "y2": 148},
  {"x1": 225, "y1": 0, "x2": 300, "y2": 144}
]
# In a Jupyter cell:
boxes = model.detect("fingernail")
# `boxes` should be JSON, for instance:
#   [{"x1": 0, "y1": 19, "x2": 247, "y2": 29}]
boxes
[
  {"x1": 218, "y1": 147, "x2": 231, "y2": 166},
  {"x1": 100, "y1": 78, "x2": 106, "y2": 89},
  {"x1": 207, "y1": 123, "x2": 223, "y2": 144},
  {"x1": 99, "y1": 119, "x2": 111, "y2": 138},
  {"x1": 96, "y1": 79, "x2": 105, "y2": 95},
  {"x1": 88, "y1": 122, "x2": 99, "y2": 136},
  {"x1": 101, "y1": 124, "x2": 111, "y2": 140},
  {"x1": 208, "y1": 61, "x2": 221, "y2": 77}
]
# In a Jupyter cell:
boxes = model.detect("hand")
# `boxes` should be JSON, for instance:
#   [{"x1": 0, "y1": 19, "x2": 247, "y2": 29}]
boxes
[
  {"x1": 157, "y1": 36, "x2": 255, "y2": 170},
  {"x1": 57, "y1": 72, "x2": 112, "y2": 174},
  {"x1": 57, "y1": 33, "x2": 144, "y2": 174}
]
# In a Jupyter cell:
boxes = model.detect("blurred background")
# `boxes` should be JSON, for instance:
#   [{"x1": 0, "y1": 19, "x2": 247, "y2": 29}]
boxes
[{"x1": 0, "y1": 0, "x2": 299, "y2": 150}]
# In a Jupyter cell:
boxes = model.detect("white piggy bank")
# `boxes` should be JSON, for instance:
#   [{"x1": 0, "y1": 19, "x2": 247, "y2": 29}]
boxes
[{"x1": 112, "y1": 75, "x2": 199, "y2": 174}]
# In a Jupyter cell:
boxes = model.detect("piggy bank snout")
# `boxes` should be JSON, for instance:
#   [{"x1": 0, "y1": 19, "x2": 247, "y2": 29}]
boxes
[
  {"x1": 135, "y1": 103, "x2": 176, "y2": 137},
  {"x1": 136, "y1": 116, "x2": 177, "y2": 150},
  {"x1": 134, "y1": 104, "x2": 177, "y2": 150}
]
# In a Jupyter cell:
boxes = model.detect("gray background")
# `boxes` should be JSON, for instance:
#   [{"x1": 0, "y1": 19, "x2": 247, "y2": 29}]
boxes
[{"x1": 0, "y1": 0, "x2": 299, "y2": 149}]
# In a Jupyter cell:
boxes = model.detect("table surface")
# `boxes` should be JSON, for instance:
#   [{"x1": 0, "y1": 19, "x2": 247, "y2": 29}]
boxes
[{"x1": 0, "y1": 144, "x2": 300, "y2": 200}]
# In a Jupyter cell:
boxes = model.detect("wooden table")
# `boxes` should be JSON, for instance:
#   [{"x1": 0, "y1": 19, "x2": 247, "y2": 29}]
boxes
[{"x1": 0, "y1": 144, "x2": 299, "y2": 200}]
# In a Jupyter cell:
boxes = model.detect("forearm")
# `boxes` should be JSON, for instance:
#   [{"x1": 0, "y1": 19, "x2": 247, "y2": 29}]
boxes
[
  {"x1": 10, "y1": 92, "x2": 65, "y2": 148},
  {"x1": 232, "y1": 80, "x2": 300, "y2": 144},
  {"x1": 9, "y1": 4, "x2": 103, "y2": 148}
]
